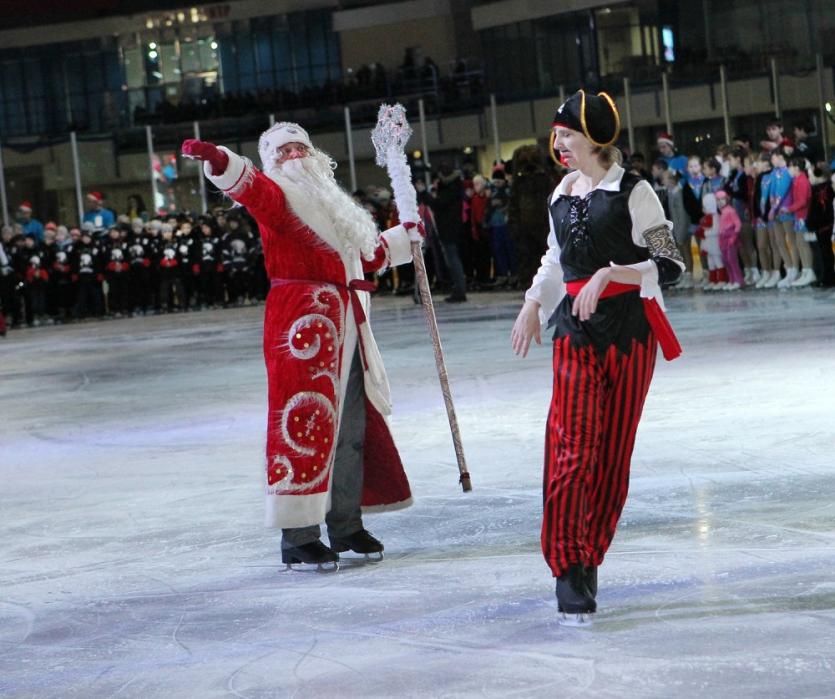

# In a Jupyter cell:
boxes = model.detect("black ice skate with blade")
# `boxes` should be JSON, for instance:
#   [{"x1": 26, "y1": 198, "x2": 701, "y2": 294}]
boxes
[
  {"x1": 282, "y1": 540, "x2": 339, "y2": 572},
  {"x1": 585, "y1": 565, "x2": 597, "y2": 598},
  {"x1": 329, "y1": 530, "x2": 384, "y2": 562},
  {"x1": 555, "y1": 563, "x2": 596, "y2": 627}
]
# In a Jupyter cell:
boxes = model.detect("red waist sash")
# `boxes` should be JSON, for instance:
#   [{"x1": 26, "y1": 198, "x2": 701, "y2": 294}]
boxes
[
  {"x1": 565, "y1": 278, "x2": 682, "y2": 361},
  {"x1": 271, "y1": 277, "x2": 376, "y2": 369}
]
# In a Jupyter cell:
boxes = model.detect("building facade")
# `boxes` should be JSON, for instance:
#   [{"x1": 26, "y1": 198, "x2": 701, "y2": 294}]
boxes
[{"x1": 1, "y1": 0, "x2": 834, "y2": 222}]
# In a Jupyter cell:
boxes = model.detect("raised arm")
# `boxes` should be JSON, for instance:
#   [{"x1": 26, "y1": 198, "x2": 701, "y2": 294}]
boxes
[{"x1": 181, "y1": 139, "x2": 287, "y2": 225}]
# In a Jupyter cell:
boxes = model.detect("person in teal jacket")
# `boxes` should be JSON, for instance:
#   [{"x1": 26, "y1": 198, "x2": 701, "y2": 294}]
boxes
[{"x1": 767, "y1": 149, "x2": 798, "y2": 286}]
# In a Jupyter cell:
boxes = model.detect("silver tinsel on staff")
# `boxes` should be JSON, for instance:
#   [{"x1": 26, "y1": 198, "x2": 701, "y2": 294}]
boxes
[{"x1": 372, "y1": 104, "x2": 472, "y2": 492}]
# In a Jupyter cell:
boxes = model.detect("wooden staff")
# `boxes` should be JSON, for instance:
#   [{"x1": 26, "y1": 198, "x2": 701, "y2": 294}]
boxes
[
  {"x1": 411, "y1": 240, "x2": 471, "y2": 491},
  {"x1": 372, "y1": 103, "x2": 472, "y2": 492}
]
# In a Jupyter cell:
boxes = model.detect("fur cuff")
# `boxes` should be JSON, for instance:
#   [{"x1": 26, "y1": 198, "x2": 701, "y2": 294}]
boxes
[
  {"x1": 205, "y1": 148, "x2": 255, "y2": 197},
  {"x1": 380, "y1": 224, "x2": 413, "y2": 267}
]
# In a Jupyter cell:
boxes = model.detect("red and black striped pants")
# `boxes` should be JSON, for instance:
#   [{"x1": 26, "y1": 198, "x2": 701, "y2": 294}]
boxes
[{"x1": 542, "y1": 336, "x2": 657, "y2": 577}]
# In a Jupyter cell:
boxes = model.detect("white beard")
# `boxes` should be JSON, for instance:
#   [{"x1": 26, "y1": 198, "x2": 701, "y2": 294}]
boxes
[{"x1": 268, "y1": 151, "x2": 379, "y2": 260}]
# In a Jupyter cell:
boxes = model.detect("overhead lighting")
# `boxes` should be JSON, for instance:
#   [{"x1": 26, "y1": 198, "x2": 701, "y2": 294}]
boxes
[
  {"x1": 413, "y1": 149, "x2": 422, "y2": 159},
  {"x1": 463, "y1": 146, "x2": 473, "y2": 154},
  {"x1": 210, "y1": 41, "x2": 218, "y2": 50},
  {"x1": 827, "y1": 102, "x2": 832, "y2": 113},
  {"x1": 148, "y1": 50, "x2": 158, "y2": 59},
  {"x1": 149, "y1": 42, "x2": 157, "y2": 49}
]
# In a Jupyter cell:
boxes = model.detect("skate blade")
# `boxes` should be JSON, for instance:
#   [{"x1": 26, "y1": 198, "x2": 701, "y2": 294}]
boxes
[
  {"x1": 332, "y1": 552, "x2": 384, "y2": 567},
  {"x1": 558, "y1": 612, "x2": 593, "y2": 628},
  {"x1": 282, "y1": 561, "x2": 340, "y2": 573}
]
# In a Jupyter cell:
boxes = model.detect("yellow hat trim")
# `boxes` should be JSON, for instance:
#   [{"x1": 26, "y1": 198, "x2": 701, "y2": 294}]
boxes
[{"x1": 579, "y1": 89, "x2": 621, "y2": 148}]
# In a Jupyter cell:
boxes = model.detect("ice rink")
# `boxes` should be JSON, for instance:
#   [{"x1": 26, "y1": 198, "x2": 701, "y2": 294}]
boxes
[{"x1": 2, "y1": 288, "x2": 835, "y2": 698}]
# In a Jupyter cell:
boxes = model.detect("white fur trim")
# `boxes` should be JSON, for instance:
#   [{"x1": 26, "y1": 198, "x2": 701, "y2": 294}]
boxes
[
  {"x1": 380, "y1": 224, "x2": 413, "y2": 268},
  {"x1": 204, "y1": 148, "x2": 254, "y2": 196},
  {"x1": 385, "y1": 147, "x2": 420, "y2": 225},
  {"x1": 362, "y1": 496, "x2": 414, "y2": 515},
  {"x1": 265, "y1": 491, "x2": 329, "y2": 529}
]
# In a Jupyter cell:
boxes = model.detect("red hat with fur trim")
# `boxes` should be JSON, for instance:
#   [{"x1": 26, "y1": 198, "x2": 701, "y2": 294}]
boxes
[
  {"x1": 87, "y1": 191, "x2": 104, "y2": 203},
  {"x1": 18, "y1": 201, "x2": 33, "y2": 212}
]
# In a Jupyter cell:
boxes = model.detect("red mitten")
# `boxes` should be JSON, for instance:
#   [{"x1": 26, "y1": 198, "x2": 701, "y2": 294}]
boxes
[{"x1": 181, "y1": 139, "x2": 229, "y2": 176}]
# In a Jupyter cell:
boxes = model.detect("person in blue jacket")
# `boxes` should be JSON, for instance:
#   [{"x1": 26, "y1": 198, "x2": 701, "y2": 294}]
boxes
[
  {"x1": 767, "y1": 148, "x2": 797, "y2": 286},
  {"x1": 657, "y1": 133, "x2": 688, "y2": 176},
  {"x1": 82, "y1": 192, "x2": 116, "y2": 233},
  {"x1": 17, "y1": 202, "x2": 44, "y2": 243}
]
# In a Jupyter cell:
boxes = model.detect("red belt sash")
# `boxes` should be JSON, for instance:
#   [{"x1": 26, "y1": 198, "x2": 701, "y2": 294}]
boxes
[
  {"x1": 565, "y1": 279, "x2": 682, "y2": 361},
  {"x1": 271, "y1": 277, "x2": 376, "y2": 369}
]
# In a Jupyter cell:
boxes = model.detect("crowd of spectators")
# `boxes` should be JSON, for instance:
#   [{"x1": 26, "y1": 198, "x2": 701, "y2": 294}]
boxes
[
  {"x1": 629, "y1": 119, "x2": 835, "y2": 291},
  {"x1": 0, "y1": 145, "x2": 561, "y2": 336},
  {"x1": 5, "y1": 114, "x2": 834, "y2": 338}
]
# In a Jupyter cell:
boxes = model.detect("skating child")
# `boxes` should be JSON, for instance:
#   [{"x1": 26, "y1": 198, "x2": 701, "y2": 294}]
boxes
[
  {"x1": 784, "y1": 158, "x2": 816, "y2": 287},
  {"x1": 664, "y1": 170, "x2": 693, "y2": 288},
  {"x1": 104, "y1": 228, "x2": 131, "y2": 316},
  {"x1": 127, "y1": 226, "x2": 154, "y2": 315},
  {"x1": 727, "y1": 148, "x2": 759, "y2": 285},
  {"x1": 806, "y1": 167, "x2": 835, "y2": 287},
  {"x1": 24, "y1": 253, "x2": 50, "y2": 325},
  {"x1": 156, "y1": 224, "x2": 186, "y2": 312},
  {"x1": 715, "y1": 191, "x2": 743, "y2": 290},
  {"x1": 193, "y1": 218, "x2": 224, "y2": 308},
  {"x1": 682, "y1": 156, "x2": 706, "y2": 286},
  {"x1": 50, "y1": 249, "x2": 75, "y2": 322},
  {"x1": 700, "y1": 192, "x2": 727, "y2": 290},
  {"x1": 768, "y1": 148, "x2": 798, "y2": 288},
  {"x1": 753, "y1": 154, "x2": 779, "y2": 288},
  {"x1": 223, "y1": 234, "x2": 251, "y2": 306},
  {"x1": 72, "y1": 229, "x2": 103, "y2": 319}
]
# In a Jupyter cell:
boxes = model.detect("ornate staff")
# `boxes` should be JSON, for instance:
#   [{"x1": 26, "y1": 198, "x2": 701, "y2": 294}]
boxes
[{"x1": 372, "y1": 104, "x2": 472, "y2": 492}]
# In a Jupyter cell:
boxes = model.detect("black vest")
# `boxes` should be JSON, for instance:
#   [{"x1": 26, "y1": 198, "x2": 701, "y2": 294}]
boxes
[{"x1": 548, "y1": 171, "x2": 652, "y2": 355}]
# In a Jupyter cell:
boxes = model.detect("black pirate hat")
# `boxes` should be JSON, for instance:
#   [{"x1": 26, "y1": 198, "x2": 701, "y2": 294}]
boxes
[{"x1": 551, "y1": 89, "x2": 621, "y2": 148}]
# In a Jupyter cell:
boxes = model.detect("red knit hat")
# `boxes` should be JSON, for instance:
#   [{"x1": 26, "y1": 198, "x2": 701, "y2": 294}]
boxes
[{"x1": 45, "y1": 221, "x2": 57, "y2": 230}]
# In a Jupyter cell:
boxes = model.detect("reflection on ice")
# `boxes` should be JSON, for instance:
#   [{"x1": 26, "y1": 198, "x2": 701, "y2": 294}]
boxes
[{"x1": 1, "y1": 289, "x2": 835, "y2": 697}]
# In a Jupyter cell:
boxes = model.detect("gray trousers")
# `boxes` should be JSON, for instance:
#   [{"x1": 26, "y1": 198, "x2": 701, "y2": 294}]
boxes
[{"x1": 281, "y1": 348, "x2": 366, "y2": 548}]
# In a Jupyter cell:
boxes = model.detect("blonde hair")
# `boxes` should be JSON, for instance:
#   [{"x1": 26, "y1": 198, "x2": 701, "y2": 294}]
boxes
[{"x1": 592, "y1": 145, "x2": 623, "y2": 169}]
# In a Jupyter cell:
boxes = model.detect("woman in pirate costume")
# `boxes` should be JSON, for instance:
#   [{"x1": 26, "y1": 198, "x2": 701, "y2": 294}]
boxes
[{"x1": 511, "y1": 91, "x2": 684, "y2": 625}]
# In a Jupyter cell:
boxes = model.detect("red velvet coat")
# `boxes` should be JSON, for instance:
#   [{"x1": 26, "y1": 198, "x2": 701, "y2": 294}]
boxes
[{"x1": 207, "y1": 149, "x2": 414, "y2": 528}]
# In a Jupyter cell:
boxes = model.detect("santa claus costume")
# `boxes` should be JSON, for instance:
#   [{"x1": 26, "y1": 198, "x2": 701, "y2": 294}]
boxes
[
  {"x1": 183, "y1": 122, "x2": 418, "y2": 569},
  {"x1": 512, "y1": 91, "x2": 684, "y2": 624}
]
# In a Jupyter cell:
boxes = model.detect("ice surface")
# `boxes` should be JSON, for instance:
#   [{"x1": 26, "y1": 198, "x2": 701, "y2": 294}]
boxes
[{"x1": 2, "y1": 289, "x2": 835, "y2": 698}]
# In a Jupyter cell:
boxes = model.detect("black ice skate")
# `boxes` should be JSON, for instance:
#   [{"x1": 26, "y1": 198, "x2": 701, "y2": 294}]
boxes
[
  {"x1": 281, "y1": 540, "x2": 339, "y2": 572},
  {"x1": 328, "y1": 530, "x2": 384, "y2": 562},
  {"x1": 555, "y1": 563, "x2": 596, "y2": 627},
  {"x1": 585, "y1": 565, "x2": 598, "y2": 598}
]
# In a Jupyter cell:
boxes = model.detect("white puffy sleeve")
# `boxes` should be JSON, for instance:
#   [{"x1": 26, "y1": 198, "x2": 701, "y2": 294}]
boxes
[{"x1": 524, "y1": 191, "x2": 565, "y2": 327}]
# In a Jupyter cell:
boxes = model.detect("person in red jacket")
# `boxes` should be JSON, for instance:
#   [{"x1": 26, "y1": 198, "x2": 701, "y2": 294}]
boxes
[
  {"x1": 469, "y1": 174, "x2": 493, "y2": 287},
  {"x1": 783, "y1": 158, "x2": 816, "y2": 287},
  {"x1": 182, "y1": 122, "x2": 420, "y2": 570}
]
